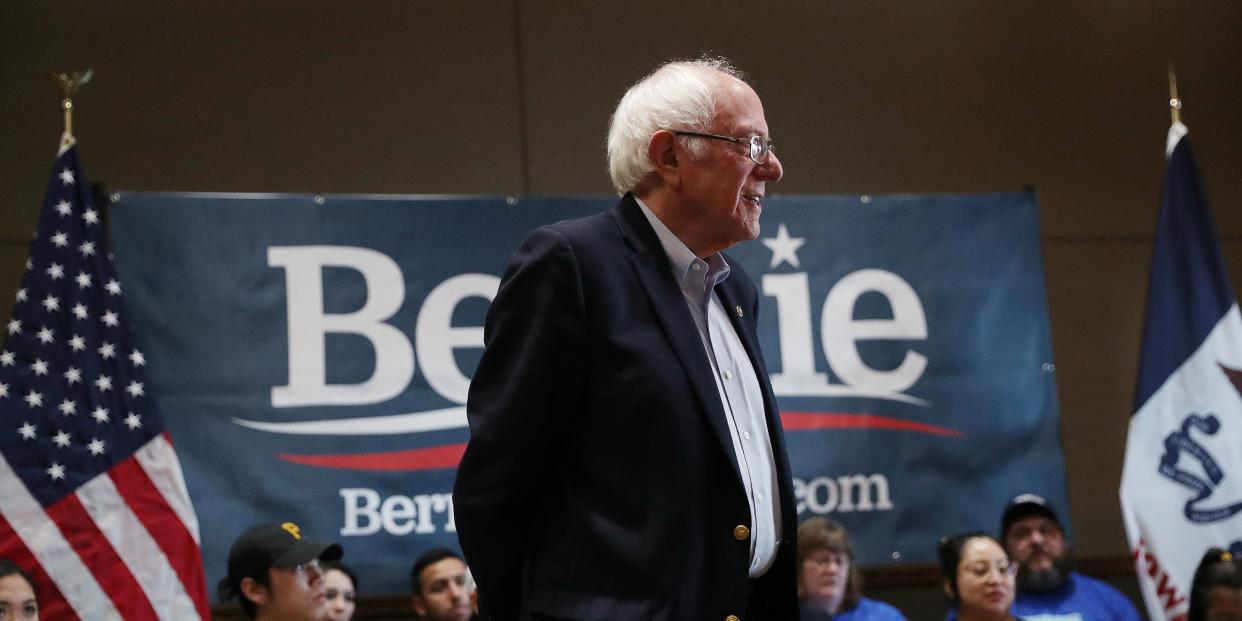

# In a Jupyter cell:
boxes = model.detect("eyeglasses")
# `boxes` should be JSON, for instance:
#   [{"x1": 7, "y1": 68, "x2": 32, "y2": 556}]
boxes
[
  {"x1": 807, "y1": 552, "x2": 850, "y2": 567},
  {"x1": 673, "y1": 131, "x2": 775, "y2": 165},
  {"x1": 961, "y1": 560, "x2": 1018, "y2": 579}
]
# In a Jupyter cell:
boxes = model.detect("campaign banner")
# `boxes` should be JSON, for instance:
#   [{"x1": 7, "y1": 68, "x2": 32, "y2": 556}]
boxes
[{"x1": 108, "y1": 191, "x2": 1067, "y2": 596}]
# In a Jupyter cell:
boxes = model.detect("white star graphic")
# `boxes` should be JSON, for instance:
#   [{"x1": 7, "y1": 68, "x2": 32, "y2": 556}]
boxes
[
  {"x1": 50, "y1": 231, "x2": 68, "y2": 247},
  {"x1": 36, "y1": 327, "x2": 54, "y2": 345},
  {"x1": 18, "y1": 422, "x2": 37, "y2": 440},
  {"x1": 31, "y1": 359, "x2": 49, "y2": 375},
  {"x1": 0, "y1": 382, "x2": 7, "y2": 398},
  {"x1": 125, "y1": 381, "x2": 145, "y2": 398},
  {"x1": 55, "y1": 200, "x2": 73, "y2": 216},
  {"x1": 52, "y1": 430, "x2": 72, "y2": 447},
  {"x1": 95, "y1": 375, "x2": 113, "y2": 392},
  {"x1": 78, "y1": 240, "x2": 95, "y2": 256},
  {"x1": 47, "y1": 463, "x2": 66, "y2": 480},
  {"x1": 82, "y1": 208, "x2": 99, "y2": 225},
  {"x1": 59, "y1": 168, "x2": 75, "y2": 185},
  {"x1": 102, "y1": 311, "x2": 119, "y2": 327},
  {"x1": 6, "y1": 319, "x2": 20, "y2": 335},
  {"x1": 98, "y1": 342, "x2": 116, "y2": 359},
  {"x1": 124, "y1": 412, "x2": 142, "y2": 430},
  {"x1": 69, "y1": 335, "x2": 86, "y2": 351},
  {"x1": 46, "y1": 263, "x2": 64, "y2": 279},
  {"x1": 75, "y1": 272, "x2": 92, "y2": 289},
  {"x1": 87, "y1": 438, "x2": 105, "y2": 456},
  {"x1": 41, "y1": 295, "x2": 60, "y2": 312},
  {"x1": 71, "y1": 303, "x2": 89, "y2": 320},
  {"x1": 0, "y1": 351, "x2": 14, "y2": 366},
  {"x1": 761, "y1": 223, "x2": 806, "y2": 269},
  {"x1": 91, "y1": 407, "x2": 110, "y2": 423},
  {"x1": 25, "y1": 258, "x2": 31, "y2": 270},
  {"x1": 57, "y1": 399, "x2": 77, "y2": 416},
  {"x1": 15, "y1": 288, "x2": 27, "y2": 303},
  {"x1": 129, "y1": 350, "x2": 145, "y2": 366},
  {"x1": 104, "y1": 279, "x2": 121, "y2": 296},
  {"x1": 64, "y1": 366, "x2": 82, "y2": 384},
  {"x1": 23, "y1": 390, "x2": 42, "y2": 408}
]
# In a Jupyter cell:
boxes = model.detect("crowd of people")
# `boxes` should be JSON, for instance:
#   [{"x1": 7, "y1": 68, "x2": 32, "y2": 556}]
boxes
[{"x1": 4, "y1": 492, "x2": 1240, "y2": 620}]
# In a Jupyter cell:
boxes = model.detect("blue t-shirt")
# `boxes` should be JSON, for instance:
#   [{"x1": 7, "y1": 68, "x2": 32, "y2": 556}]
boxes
[
  {"x1": 1013, "y1": 572, "x2": 1142, "y2": 621},
  {"x1": 943, "y1": 572, "x2": 1142, "y2": 621},
  {"x1": 805, "y1": 597, "x2": 906, "y2": 621}
]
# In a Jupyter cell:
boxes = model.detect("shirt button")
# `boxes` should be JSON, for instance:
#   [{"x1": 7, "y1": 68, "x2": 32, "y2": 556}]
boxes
[
  {"x1": 691, "y1": 263, "x2": 701, "y2": 271},
  {"x1": 757, "y1": 493, "x2": 764, "y2": 501},
  {"x1": 743, "y1": 431, "x2": 751, "y2": 440},
  {"x1": 733, "y1": 525, "x2": 750, "y2": 541},
  {"x1": 724, "y1": 370, "x2": 733, "y2": 380}
]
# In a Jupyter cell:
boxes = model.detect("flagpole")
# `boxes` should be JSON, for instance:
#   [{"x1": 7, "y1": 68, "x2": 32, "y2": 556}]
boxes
[
  {"x1": 48, "y1": 69, "x2": 93, "y2": 138},
  {"x1": 1167, "y1": 62, "x2": 1182, "y2": 125}
]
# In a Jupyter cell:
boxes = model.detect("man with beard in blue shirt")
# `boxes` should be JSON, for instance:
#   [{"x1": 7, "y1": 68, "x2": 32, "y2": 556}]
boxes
[{"x1": 1001, "y1": 494, "x2": 1141, "y2": 621}]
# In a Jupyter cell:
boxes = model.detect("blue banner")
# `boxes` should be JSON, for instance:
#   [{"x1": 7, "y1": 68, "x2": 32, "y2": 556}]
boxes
[{"x1": 109, "y1": 191, "x2": 1067, "y2": 596}]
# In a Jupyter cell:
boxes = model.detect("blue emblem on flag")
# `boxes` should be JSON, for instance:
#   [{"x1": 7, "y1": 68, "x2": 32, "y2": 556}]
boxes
[{"x1": 1159, "y1": 413, "x2": 1242, "y2": 523}]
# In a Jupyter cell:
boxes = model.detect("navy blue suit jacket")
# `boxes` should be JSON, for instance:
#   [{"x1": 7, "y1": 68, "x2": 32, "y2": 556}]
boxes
[{"x1": 453, "y1": 194, "x2": 799, "y2": 620}]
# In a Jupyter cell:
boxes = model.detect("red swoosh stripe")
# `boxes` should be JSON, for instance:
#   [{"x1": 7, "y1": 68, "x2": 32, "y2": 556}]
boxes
[
  {"x1": 780, "y1": 412, "x2": 963, "y2": 437},
  {"x1": 275, "y1": 443, "x2": 467, "y2": 471},
  {"x1": 275, "y1": 413, "x2": 960, "y2": 472}
]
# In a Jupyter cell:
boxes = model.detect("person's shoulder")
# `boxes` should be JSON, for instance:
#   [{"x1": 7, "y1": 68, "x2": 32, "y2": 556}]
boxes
[
  {"x1": 1069, "y1": 571, "x2": 1127, "y2": 597},
  {"x1": 1069, "y1": 572, "x2": 1142, "y2": 614},
  {"x1": 850, "y1": 597, "x2": 907, "y2": 620}
]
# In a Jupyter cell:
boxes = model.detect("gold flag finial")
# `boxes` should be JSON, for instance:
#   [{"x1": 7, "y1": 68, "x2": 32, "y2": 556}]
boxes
[
  {"x1": 47, "y1": 69, "x2": 93, "y2": 137},
  {"x1": 1167, "y1": 62, "x2": 1182, "y2": 126}
]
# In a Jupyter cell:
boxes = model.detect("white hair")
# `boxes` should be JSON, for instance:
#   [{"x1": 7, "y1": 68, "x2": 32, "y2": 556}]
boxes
[{"x1": 606, "y1": 56, "x2": 748, "y2": 195}]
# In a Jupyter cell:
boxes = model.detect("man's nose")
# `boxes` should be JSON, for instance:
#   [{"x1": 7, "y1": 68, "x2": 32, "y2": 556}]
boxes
[
  {"x1": 450, "y1": 582, "x2": 467, "y2": 601},
  {"x1": 758, "y1": 151, "x2": 783, "y2": 182}
]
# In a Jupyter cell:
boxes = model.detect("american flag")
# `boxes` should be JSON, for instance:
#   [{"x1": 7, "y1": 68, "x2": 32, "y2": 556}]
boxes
[{"x1": 0, "y1": 135, "x2": 210, "y2": 620}]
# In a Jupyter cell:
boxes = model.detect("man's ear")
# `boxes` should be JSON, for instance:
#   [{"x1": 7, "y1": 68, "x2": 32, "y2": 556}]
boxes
[
  {"x1": 412, "y1": 594, "x2": 427, "y2": 616},
  {"x1": 647, "y1": 130, "x2": 682, "y2": 188},
  {"x1": 240, "y1": 576, "x2": 269, "y2": 607},
  {"x1": 941, "y1": 578, "x2": 955, "y2": 602}
]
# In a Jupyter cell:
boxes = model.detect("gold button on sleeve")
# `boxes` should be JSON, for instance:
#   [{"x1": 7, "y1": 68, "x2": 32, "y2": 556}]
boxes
[{"x1": 733, "y1": 525, "x2": 750, "y2": 541}]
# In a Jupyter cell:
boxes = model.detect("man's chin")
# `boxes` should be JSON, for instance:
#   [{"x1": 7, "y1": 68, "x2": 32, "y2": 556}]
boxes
[{"x1": 1017, "y1": 557, "x2": 1073, "y2": 593}]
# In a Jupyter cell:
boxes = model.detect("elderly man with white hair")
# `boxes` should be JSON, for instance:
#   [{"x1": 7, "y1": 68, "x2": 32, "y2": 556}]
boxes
[{"x1": 453, "y1": 56, "x2": 795, "y2": 621}]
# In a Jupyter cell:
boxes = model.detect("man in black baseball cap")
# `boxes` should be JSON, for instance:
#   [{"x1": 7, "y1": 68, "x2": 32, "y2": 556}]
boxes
[
  {"x1": 218, "y1": 522, "x2": 344, "y2": 620},
  {"x1": 1000, "y1": 493, "x2": 1141, "y2": 620}
]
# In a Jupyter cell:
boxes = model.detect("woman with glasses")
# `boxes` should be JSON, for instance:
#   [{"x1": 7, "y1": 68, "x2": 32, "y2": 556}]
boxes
[
  {"x1": 797, "y1": 518, "x2": 906, "y2": 620},
  {"x1": 938, "y1": 531, "x2": 1022, "y2": 621},
  {"x1": 1188, "y1": 548, "x2": 1242, "y2": 621}
]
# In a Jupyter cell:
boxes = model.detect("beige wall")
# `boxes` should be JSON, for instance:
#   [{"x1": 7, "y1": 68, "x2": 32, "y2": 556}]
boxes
[{"x1": 4, "y1": 0, "x2": 1242, "y2": 614}]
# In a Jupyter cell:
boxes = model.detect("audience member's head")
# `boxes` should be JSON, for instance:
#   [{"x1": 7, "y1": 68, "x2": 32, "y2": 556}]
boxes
[
  {"x1": 797, "y1": 517, "x2": 862, "y2": 615},
  {"x1": 938, "y1": 531, "x2": 1016, "y2": 621},
  {"x1": 217, "y1": 522, "x2": 343, "y2": 620},
  {"x1": 1189, "y1": 548, "x2": 1242, "y2": 621},
  {"x1": 1000, "y1": 493, "x2": 1073, "y2": 593},
  {"x1": 320, "y1": 560, "x2": 357, "y2": 621},
  {"x1": 410, "y1": 548, "x2": 472, "y2": 621},
  {"x1": 0, "y1": 558, "x2": 38, "y2": 621}
]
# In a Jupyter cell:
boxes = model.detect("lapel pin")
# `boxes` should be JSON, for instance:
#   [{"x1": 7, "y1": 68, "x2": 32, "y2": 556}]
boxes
[{"x1": 735, "y1": 305, "x2": 744, "y2": 317}]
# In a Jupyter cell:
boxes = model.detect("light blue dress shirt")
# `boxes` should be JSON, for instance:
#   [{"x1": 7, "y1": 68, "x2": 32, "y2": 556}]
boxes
[{"x1": 636, "y1": 199, "x2": 782, "y2": 577}]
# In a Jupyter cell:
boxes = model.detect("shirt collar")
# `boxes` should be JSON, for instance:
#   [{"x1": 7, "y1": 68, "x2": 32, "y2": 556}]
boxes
[{"x1": 634, "y1": 197, "x2": 731, "y2": 289}]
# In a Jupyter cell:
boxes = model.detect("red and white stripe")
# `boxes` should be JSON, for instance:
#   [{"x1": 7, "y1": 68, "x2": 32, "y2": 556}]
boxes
[{"x1": 0, "y1": 432, "x2": 209, "y2": 620}]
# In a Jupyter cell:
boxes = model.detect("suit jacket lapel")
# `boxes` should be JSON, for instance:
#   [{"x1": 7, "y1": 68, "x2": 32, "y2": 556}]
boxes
[{"x1": 611, "y1": 195, "x2": 743, "y2": 481}]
